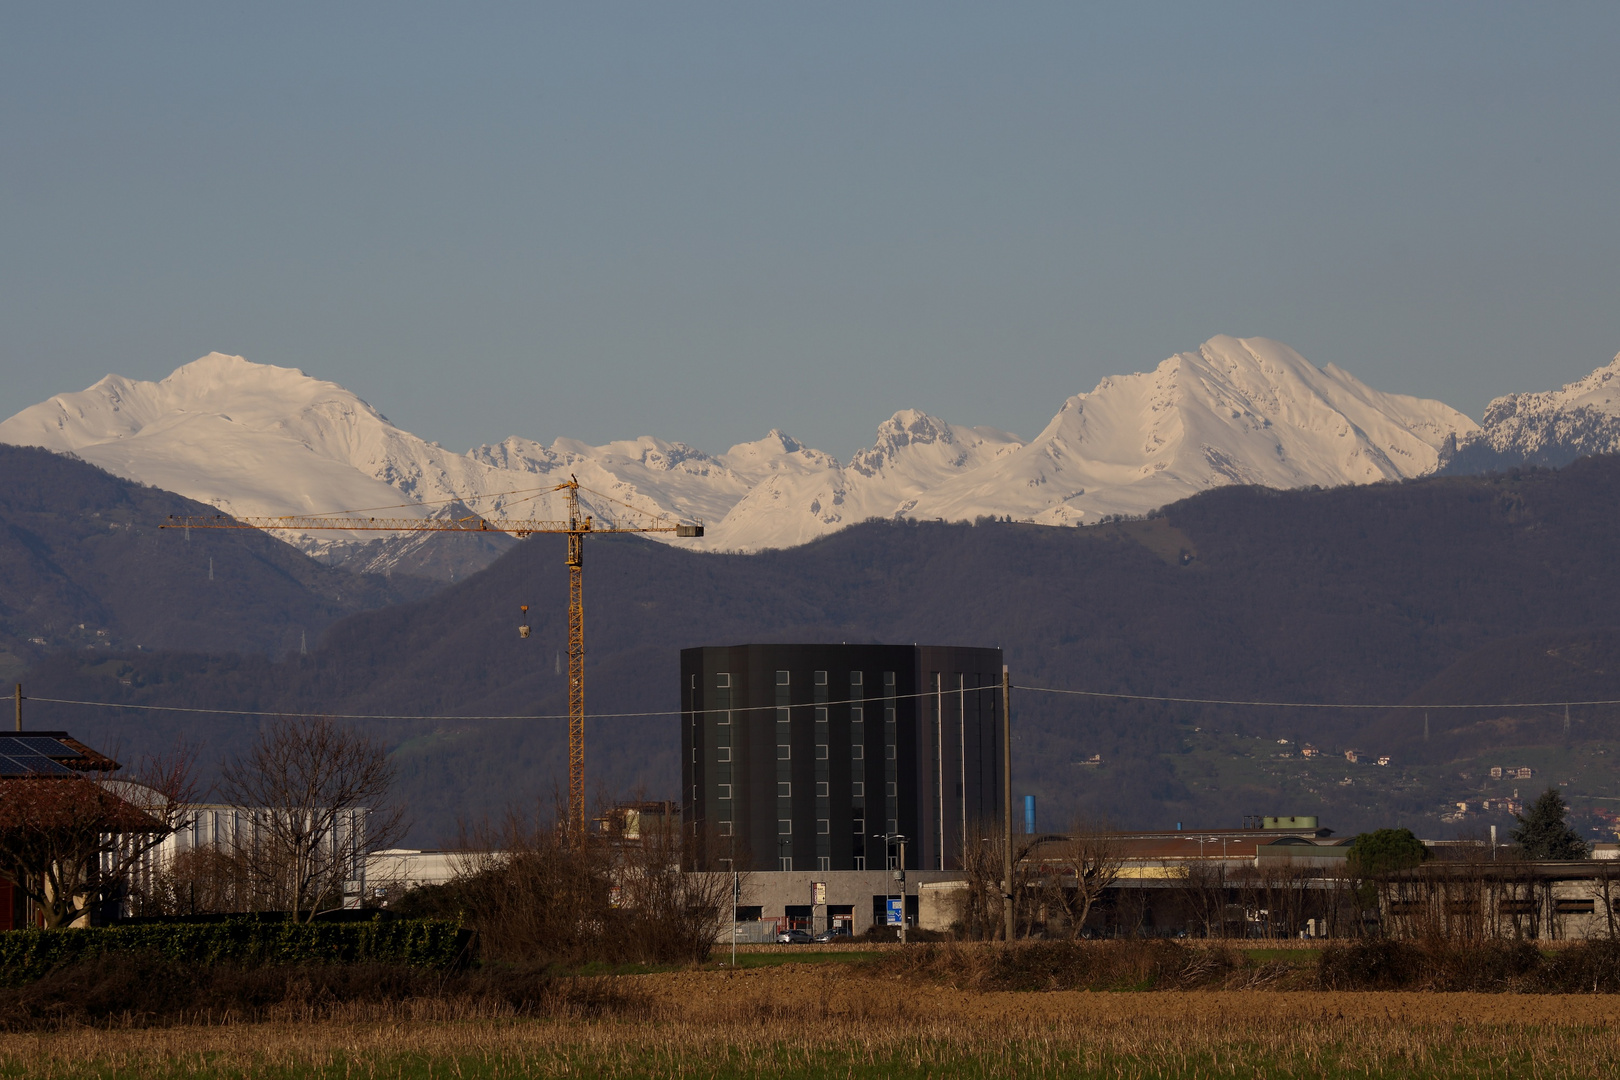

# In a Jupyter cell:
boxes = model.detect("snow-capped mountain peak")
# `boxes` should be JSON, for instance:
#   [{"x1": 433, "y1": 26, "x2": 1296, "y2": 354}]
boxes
[
  {"x1": 1442, "y1": 351, "x2": 1620, "y2": 473},
  {"x1": 1, "y1": 336, "x2": 1482, "y2": 568}
]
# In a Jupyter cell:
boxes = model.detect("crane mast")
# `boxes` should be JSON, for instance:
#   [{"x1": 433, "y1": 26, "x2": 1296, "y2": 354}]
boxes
[
  {"x1": 564, "y1": 481, "x2": 587, "y2": 836},
  {"x1": 164, "y1": 477, "x2": 702, "y2": 841}
]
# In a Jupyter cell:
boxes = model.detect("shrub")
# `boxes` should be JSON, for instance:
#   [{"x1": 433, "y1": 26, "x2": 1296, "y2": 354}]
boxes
[
  {"x1": 1535, "y1": 940, "x2": 1620, "y2": 993},
  {"x1": 1318, "y1": 939, "x2": 1425, "y2": 990},
  {"x1": 0, "y1": 953, "x2": 641, "y2": 1030},
  {"x1": 0, "y1": 917, "x2": 469, "y2": 985}
]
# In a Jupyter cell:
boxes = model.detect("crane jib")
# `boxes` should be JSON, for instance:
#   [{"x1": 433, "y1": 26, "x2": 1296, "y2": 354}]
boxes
[{"x1": 162, "y1": 503, "x2": 702, "y2": 839}]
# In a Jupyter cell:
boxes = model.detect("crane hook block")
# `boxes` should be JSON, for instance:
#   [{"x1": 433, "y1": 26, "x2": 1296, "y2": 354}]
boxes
[{"x1": 519, "y1": 604, "x2": 531, "y2": 638}]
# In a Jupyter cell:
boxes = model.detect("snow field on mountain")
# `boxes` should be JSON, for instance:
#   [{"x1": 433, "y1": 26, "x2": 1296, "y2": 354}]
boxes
[{"x1": 0, "y1": 336, "x2": 1488, "y2": 555}]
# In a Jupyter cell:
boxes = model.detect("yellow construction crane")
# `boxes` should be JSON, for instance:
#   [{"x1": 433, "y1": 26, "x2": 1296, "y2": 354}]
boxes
[{"x1": 163, "y1": 477, "x2": 703, "y2": 838}]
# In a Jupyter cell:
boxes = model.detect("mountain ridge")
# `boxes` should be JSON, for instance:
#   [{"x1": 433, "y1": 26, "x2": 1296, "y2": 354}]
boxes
[
  {"x1": 22, "y1": 453, "x2": 1620, "y2": 845},
  {"x1": 1, "y1": 336, "x2": 1476, "y2": 568}
]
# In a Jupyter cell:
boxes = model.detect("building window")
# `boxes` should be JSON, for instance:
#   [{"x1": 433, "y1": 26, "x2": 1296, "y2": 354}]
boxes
[
  {"x1": 816, "y1": 782, "x2": 829, "y2": 798},
  {"x1": 851, "y1": 745, "x2": 864, "y2": 760},
  {"x1": 852, "y1": 782, "x2": 864, "y2": 797},
  {"x1": 884, "y1": 671, "x2": 895, "y2": 687},
  {"x1": 851, "y1": 671, "x2": 863, "y2": 686},
  {"x1": 717, "y1": 784, "x2": 731, "y2": 800},
  {"x1": 815, "y1": 706, "x2": 828, "y2": 723},
  {"x1": 718, "y1": 821, "x2": 732, "y2": 836},
  {"x1": 776, "y1": 707, "x2": 791, "y2": 724},
  {"x1": 815, "y1": 670, "x2": 828, "y2": 685},
  {"x1": 692, "y1": 786, "x2": 698, "y2": 801},
  {"x1": 778, "y1": 782, "x2": 792, "y2": 798},
  {"x1": 886, "y1": 744, "x2": 896, "y2": 760},
  {"x1": 719, "y1": 858, "x2": 733, "y2": 871},
  {"x1": 886, "y1": 782, "x2": 897, "y2": 797},
  {"x1": 817, "y1": 819, "x2": 830, "y2": 835},
  {"x1": 885, "y1": 708, "x2": 896, "y2": 724},
  {"x1": 717, "y1": 673, "x2": 730, "y2": 688},
  {"x1": 818, "y1": 856, "x2": 831, "y2": 871},
  {"x1": 850, "y1": 706, "x2": 863, "y2": 723},
  {"x1": 853, "y1": 856, "x2": 866, "y2": 870},
  {"x1": 778, "y1": 818, "x2": 792, "y2": 835},
  {"x1": 691, "y1": 747, "x2": 697, "y2": 762},
  {"x1": 816, "y1": 744, "x2": 829, "y2": 760},
  {"x1": 691, "y1": 674, "x2": 696, "y2": 689},
  {"x1": 776, "y1": 670, "x2": 790, "y2": 686},
  {"x1": 887, "y1": 853, "x2": 899, "y2": 870},
  {"x1": 779, "y1": 857, "x2": 793, "y2": 871},
  {"x1": 777, "y1": 745, "x2": 791, "y2": 760},
  {"x1": 717, "y1": 746, "x2": 731, "y2": 762},
  {"x1": 718, "y1": 710, "x2": 730, "y2": 725},
  {"x1": 853, "y1": 817, "x2": 865, "y2": 833}
]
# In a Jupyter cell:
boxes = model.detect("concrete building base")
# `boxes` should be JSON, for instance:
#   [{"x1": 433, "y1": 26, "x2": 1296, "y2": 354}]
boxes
[{"x1": 727, "y1": 869, "x2": 966, "y2": 937}]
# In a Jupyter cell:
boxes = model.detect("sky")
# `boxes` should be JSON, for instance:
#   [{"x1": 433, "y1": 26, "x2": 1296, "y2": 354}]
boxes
[{"x1": 2, "y1": 3, "x2": 1618, "y2": 458}]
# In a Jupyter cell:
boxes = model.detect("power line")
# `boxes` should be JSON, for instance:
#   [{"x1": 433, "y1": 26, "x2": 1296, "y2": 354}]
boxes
[
  {"x1": 1014, "y1": 685, "x2": 1620, "y2": 710},
  {"x1": 25, "y1": 680, "x2": 1620, "y2": 724}
]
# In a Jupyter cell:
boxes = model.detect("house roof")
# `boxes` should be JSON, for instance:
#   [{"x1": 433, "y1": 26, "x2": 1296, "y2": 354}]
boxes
[{"x1": 0, "y1": 731, "x2": 121, "y2": 778}]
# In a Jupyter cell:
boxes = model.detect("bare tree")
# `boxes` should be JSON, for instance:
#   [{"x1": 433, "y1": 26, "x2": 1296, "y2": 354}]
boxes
[
  {"x1": 614, "y1": 811, "x2": 732, "y2": 962},
  {"x1": 1590, "y1": 859, "x2": 1620, "y2": 941},
  {"x1": 0, "y1": 750, "x2": 197, "y2": 928},
  {"x1": 219, "y1": 717, "x2": 406, "y2": 921},
  {"x1": 1039, "y1": 820, "x2": 1125, "y2": 939},
  {"x1": 1177, "y1": 861, "x2": 1229, "y2": 938},
  {"x1": 131, "y1": 843, "x2": 253, "y2": 917}
]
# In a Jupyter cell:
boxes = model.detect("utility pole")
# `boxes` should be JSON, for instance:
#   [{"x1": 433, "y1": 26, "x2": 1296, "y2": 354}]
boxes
[
  {"x1": 936, "y1": 673, "x2": 945, "y2": 871},
  {"x1": 1002, "y1": 664, "x2": 1014, "y2": 943},
  {"x1": 875, "y1": 830, "x2": 909, "y2": 943},
  {"x1": 13, "y1": 683, "x2": 20, "y2": 732},
  {"x1": 959, "y1": 674, "x2": 967, "y2": 875}
]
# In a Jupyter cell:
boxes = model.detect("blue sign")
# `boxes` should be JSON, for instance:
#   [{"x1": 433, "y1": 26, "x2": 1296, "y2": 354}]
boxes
[{"x1": 886, "y1": 898, "x2": 903, "y2": 926}]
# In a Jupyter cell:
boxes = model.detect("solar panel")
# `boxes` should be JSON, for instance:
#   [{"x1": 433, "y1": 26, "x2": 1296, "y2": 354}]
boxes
[
  {"x1": 0, "y1": 752, "x2": 74, "y2": 776},
  {"x1": 11, "y1": 737, "x2": 75, "y2": 756}
]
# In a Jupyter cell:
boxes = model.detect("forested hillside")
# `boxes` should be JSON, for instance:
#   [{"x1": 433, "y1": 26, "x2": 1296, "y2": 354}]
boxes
[
  {"x1": 0, "y1": 445, "x2": 435, "y2": 683},
  {"x1": 23, "y1": 454, "x2": 1620, "y2": 844}
]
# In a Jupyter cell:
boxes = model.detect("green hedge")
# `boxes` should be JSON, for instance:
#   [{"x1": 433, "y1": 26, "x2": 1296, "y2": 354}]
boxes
[{"x1": 0, "y1": 917, "x2": 470, "y2": 984}]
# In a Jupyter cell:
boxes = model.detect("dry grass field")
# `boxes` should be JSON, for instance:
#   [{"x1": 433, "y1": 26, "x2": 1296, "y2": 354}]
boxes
[{"x1": 4, "y1": 965, "x2": 1620, "y2": 1079}]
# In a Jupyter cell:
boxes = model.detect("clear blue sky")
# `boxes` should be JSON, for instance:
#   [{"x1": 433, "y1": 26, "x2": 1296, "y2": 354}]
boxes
[{"x1": 3, "y1": 4, "x2": 1617, "y2": 457}]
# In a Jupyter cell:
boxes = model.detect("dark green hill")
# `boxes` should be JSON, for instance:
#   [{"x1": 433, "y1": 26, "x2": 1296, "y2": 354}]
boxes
[
  {"x1": 24, "y1": 454, "x2": 1620, "y2": 845},
  {"x1": 0, "y1": 444, "x2": 434, "y2": 683}
]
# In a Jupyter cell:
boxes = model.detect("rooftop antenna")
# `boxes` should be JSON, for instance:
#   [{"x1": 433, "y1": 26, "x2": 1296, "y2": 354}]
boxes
[{"x1": 13, "y1": 683, "x2": 21, "y2": 733}]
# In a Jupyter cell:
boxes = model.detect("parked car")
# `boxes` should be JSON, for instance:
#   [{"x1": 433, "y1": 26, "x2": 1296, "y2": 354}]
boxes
[
  {"x1": 776, "y1": 928, "x2": 813, "y2": 944},
  {"x1": 812, "y1": 928, "x2": 850, "y2": 943}
]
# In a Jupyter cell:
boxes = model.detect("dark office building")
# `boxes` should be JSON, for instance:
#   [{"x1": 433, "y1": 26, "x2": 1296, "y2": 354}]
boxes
[{"x1": 681, "y1": 644, "x2": 1005, "y2": 873}]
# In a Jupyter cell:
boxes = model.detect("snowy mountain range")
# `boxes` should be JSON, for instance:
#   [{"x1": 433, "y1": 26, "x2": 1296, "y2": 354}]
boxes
[
  {"x1": 7, "y1": 333, "x2": 1584, "y2": 573},
  {"x1": 1440, "y1": 352, "x2": 1620, "y2": 475}
]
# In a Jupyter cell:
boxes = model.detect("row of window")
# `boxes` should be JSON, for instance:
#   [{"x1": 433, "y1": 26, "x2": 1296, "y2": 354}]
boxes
[
  {"x1": 709, "y1": 671, "x2": 897, "y2": 690},
  {"x1": 775, "y1": 817, "x2": 868, "y2": 835},
  {"x1": 770, "y1": 744, "x2": 883, "y2": 760},
  {"x1": 703, "y1": 707, "x2": 893, "y2": 726},
  {"x1": 709, "y1": 781, "x2": 895, "y2": 800}
]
